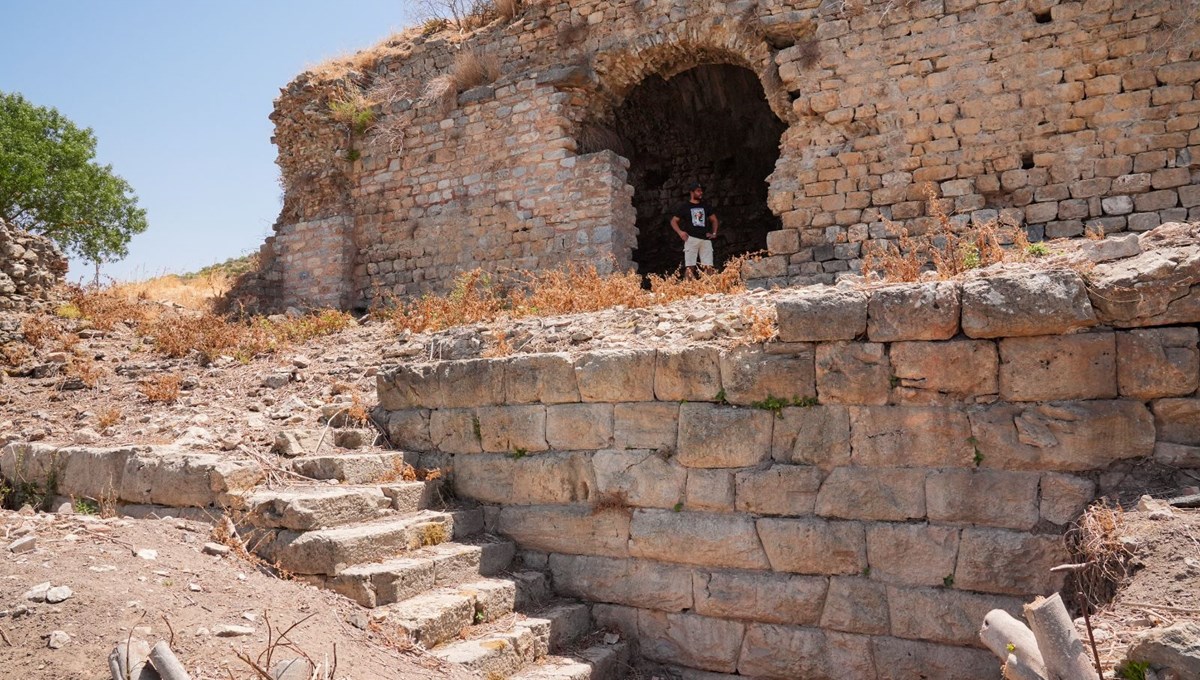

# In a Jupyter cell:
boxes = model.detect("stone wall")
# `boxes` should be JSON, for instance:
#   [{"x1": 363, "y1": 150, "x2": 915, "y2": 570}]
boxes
[
  {"x1": 0, "y1": 218, "x2": 66, "y2": 310},
  {"x1": 374, "y1": 257, "x2": 1200, "y2": 677},
  {"x1": 251, "y1": 0, "x2": 1200, "y2": 310}
]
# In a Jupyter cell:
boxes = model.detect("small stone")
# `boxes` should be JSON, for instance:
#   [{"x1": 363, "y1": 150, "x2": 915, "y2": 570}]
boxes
[
  {"x1": 135, "y1": 549, "x2": 158, "y2": 560},
  {"x1": 24, "y1": 582, "x2": 51, "y2": 602},
  {"x1": 45, "y1": 586, "x2": 73, "y2": 604},
  {"x1": 292, "y1": 355, "x2": 311, "y2": 368},
  {"x1": 88, "y1": 565, "x2": 116, "y2": 573},
  {"x1": 202, "y1": 542, "x2": 230, "y2": 556},
  {"x1": 188, "y1": 583, "x2": 202, "y2": 592},
  {"x1": 8, "y1": 535, "x2": 35, "y2": 554},
  {"x1": 47, "y1": 631, "x2": 70, "y2": 649},
  {"x1": 603, "y1": 632, "x2": 620, "y2": 645},
  {"x1": 214, "y1": 624, "x2": 255, "y2": 637}
]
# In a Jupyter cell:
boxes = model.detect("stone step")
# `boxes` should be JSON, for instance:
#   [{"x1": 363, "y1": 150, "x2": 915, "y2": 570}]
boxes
[
  {"x1": 432, "y1": 617, "x2": 552, "y2": 678},
  {"x1": 510, "y1": 642, "x2": 630, "y2": 680},
  {"x1": 380, "y1": 578, "x2": 517, "y2": 648},
  {"x1": 324, "y1": 538, "x2": 515, "y2": 608},
  {"x1": 288, "y1": 452, "x2": 413, "y2": 484},
  {"x1": 259, "y1": 510, "x2": 454, "y2": 575},
  {"x1": 241, "y1": 485, "x2": 390, "y2": 531},
  {"x1": 536, "y1": 602, "x2": 592, "y2": 653}
]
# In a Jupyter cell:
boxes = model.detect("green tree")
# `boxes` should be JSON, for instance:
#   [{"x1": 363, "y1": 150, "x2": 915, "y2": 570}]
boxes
[{"x1": 0, "y1": 91, "x2": 147, "y2": 263}]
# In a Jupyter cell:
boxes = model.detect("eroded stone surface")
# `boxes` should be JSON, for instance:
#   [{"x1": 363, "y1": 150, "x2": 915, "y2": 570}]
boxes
[{"x1": 961, "y1": 270, "x2": 1097, "y2": 338}]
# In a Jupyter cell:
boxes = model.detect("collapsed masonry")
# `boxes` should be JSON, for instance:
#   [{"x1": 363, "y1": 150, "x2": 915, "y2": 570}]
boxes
[
  {"x1": 236, "y1": 0, "x2": 1199, "y2": 312},
  {"x1": 0, "y1": 217, "x2": 66, "y2": 311}
]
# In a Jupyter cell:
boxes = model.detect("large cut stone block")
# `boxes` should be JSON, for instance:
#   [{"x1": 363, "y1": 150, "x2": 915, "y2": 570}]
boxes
[
  {"x1": 629, "y1": 510, "x2": 770, "y2": 570},
  {"x1": 685, "y1": 469, "x2": 735, "y2": 512},
  {"x1": 820, "y1": 576, "x2": 890, "y2": 635},
  {"x1": 477, "y1": 405, "x2": 548, "y2": 453},
  {"x1": 505, "y1": 353, "x2": 580, "y2": 404},
  {"x1": 1118, "y1": 328, "x2": 1200, "y2": 399},
  {"x1": 771, "y1": 405, "x2": 851, "y2": 469},
  {"x1": 888, "y1": 585, "x2": 1026, "y2": 646},
  {"x1": 890, "y1": 340, "x2": 998, "y2": 405},
  {"x1": 574, "y1": 349, "x2": 656, "y2": 402},
  {"x1": 676, "y1": 403, "x2": 773, "y2": 468},
  {"x1": 654, "y1": 346, "x2": 722, "y2": 401},
  {"x1": 998, "y1": 333, "x2": 1117, "y2": 401},
  {"x1": 816, "y1": 342, "x2": 890, "y2": 405},
  {"x1": 613, "y1": 402, "x2": 679, "y2": 450},
  {"x1": 734, "y1": 464, "x2": 823, "y2": 516},
  {"x1": 757, "y1": 517, "x2": 866, "y2": 575},
  {"x1": 121, "y1": 449, "x2": 262, "y2": 507},
  {"x1": 385, "y1": 409, "x2": 432, "y2": 451},
  {"x1": 850, "y1": 407, "x2": 973, "y2": 468},
  {"x1": 872, "y1": 636, "x2": 1001, "y2": 680},
  {"x1": 693, "y1": 570, "x2": 828, "y2": 626},
  {"x1": 815, "y1": 467, "x2": 927, "y2": 521},
  {"x1": 638, "y1": 611, "x2": 745, "y2": 674},
  {"x1": 496, "y1": 505, "x2": 629, "y2": 558},
  {"x1": 1086, "y1": 226, "x2": 1200, "y2": 327},
  {"x1": 925, "y1": 469, "x2": 1041, "y2": 530},
  {"x1": 718, "y1": 346, "x2": 816, "y2": 406},
  {"x1": 378, "y1": 359, "x2": 505, "y2": 410},
  {"x1": 545, "y1": 403, "x2": 613, "y2": 450},
  {"x1": 1154, "y1": 399, "x2": 1200, "y2": 445},
  {"x1": 57, "y1": 446, "x2": 134, "y2": 500},
  {"x1": 960, "y1": 270, "x2": 1097, "y2": 338},
  {"x1": 777, "y1": 290, "x2": 868, "y2": 341},
  {"x1": 867, "y1": 282, "x2": 961, "y2": 341},
  {"x1": 430, "y1": 408, "x2": 482, "y2": 454},
  {"x1": 453, "y1": 452, "x2": 594, "y2": 506},
  {"x1": 377, "y1": 363, "x2": 438, "y2": 410},
  {"x1": 954, "y1": 528, "x2": 1068, "y2": 596},
  {"x1": 1040, "y1": 473, "x2": 1096, "y2": 525},
  {"x1": 737, "y1": 624, "x2": 836, "y2": 679},
  {"x1": 865, "y1": 523, "x2": 960, "y2": 588},
  {"x1": 0, "y1": 443, "x2": 63, "y2": 489},
  {"x1": 969, "y1": 401, "x2": 1155, "y2": 471},
  {"x1": 593, "y1": 449, "x2": 686, "y2": 509},
  {"x1": 549, "y1": 554, "x2": 693, "y2": 612}
]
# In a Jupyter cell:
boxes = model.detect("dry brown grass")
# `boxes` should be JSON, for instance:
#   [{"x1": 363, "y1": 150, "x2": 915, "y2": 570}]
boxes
[
  {"x1": 1, "y1": 342, "x2": 31, "y2": 367},
  {"x1": 144, "y1": 309, "x2": 353, "y2": 364},
  {"x1": 451, "y1": 49, "x2": 500, "y2": 91},
  {"x1": 482, "y1": 329, "x2": 514, "y2": 358},
  {"x1": 382, "y1": 257, "x2": 751, "y2": 335},
  {"x1": 1066, "y1": 501, "x2": 1136, "y2": 612},
  {"x1": 740, "y1": 306, "x2": 778, "y2": 344},
  {"x1": 96, "y1": 406, "x2": 123, "y2": 431},
  {"x1": 21, "y1": 315, "x2": 60, "y2": 348},
  {"x1": 107, "y1": 272, "x2": 233, "y2": 313},
  {"x1": 139, "y1": 373, "x2": 183, "y2": 403},
  {"x1": 66, "y1": 355, "x2": 106, "y2": 389}
]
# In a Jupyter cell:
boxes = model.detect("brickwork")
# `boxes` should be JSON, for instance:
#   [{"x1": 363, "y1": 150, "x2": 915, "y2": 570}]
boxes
[
  {"x1": 375, "y1": 265, "x2": 1200, "y2": 678},
  {"x1": 256, "y1": 0, "x2": 1200, "y2": 311}
]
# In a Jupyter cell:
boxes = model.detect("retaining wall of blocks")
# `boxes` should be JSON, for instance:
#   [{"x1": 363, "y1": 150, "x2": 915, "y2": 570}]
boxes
[{"x1": 375, "y1": 266, "x2": 1200, "y2": 679}]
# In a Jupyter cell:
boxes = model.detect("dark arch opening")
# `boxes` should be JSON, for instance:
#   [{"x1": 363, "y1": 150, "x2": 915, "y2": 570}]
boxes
[{"x1": 607, "y1": 64, "x2": 786, "y2": 276}]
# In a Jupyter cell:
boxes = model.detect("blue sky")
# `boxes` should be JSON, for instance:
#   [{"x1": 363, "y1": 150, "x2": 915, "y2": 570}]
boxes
[{"x1": 3, "y1": 1, "x2": 419, "y2": 281}]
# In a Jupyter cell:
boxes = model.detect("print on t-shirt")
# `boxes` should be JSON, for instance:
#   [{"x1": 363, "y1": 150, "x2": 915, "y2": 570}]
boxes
[{"x1": 691, "y1": 207, "x2": 706, "y2": 228}]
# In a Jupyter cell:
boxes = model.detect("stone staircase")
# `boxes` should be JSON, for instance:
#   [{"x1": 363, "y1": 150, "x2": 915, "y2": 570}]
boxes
[{"x1": 232, "y1": 452, "x2": 630, "y2": 680}]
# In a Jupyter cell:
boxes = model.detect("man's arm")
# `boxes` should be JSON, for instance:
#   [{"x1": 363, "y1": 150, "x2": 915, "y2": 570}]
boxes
[
  {"x1": 671, "y1": 215, "x2": 688, "y2": 241},
  {"x1": 707, "y1": 214, "x2": 719, "y2": 239}
]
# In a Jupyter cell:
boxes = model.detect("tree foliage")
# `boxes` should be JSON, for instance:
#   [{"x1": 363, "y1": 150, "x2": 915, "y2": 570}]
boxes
[{"x1": 0, "y1": 91, "x2": 148, "y2": 263}]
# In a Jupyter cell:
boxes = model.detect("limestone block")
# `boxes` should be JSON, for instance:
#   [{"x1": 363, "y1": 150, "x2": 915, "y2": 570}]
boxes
[
  {"x1": 496, "y1": 505, "x2": 629, "y2": 558},
  {"x1": 823, "y1": 631, "x2": 878, "y2": 680},
  {"x1": 378, "y1": 359, "x2": 505, "y2": 410},
  {"x1": 477, "y1": 405, "x2": 548, "y2": 453},
  {"x1": 998, "y1": 333, "x2": 1117, "y2": 401},
  {"x1": 377, "y1": 363, "x2": 438, "y2": 410},
  {"x1": 430, "y1": 408, "x2": 482, "y2": 454},
  {"x1": 57, "y1": 446, "x2": 133, "y2": 500},
  {"x1": 505, "y1": 353, "x2": 580, "y2": 404},
  {"x1": 593, "y1": 449, "x2": 686, "y2": 509},
  {"x1": 925, "y1": 469, "x2": 1041, "y2": 530},
  {"x1": 1154, "y1": 399, "x2": 1200, "y2": 444},
  {"x1": 592, "y1": 603, "x2": 640, "y2": 642},
  {"x1": 545, "y1": 403, "x2": 613, "y2": 450},
  {"x1": 776, "y1": 289, "x2": 869, "y2": 341},
  {"x1": 737, "y1": 624, "x2": 838, "y2": 679},
  {"x1": 850, "y1": 407, "x2": 973, "y2": 468},
  {"x1": 757, "y1": 517, "x2": 866, "y2": 575},
  {"x1": 1156, "y1": 441, "x2": 1200, "y2": 467},
  {"x1": 1040, "y1": 473, "x2": 1096, "y2": 525},
  {"x1": 638, "y1": 611, "x2": 745, "y2": 674},
  {"x1": 693, "y1": 570, "x2": 828, "y2": 626},
  {"x1": 613, "y1": 402, "x2": 679, "y2": 450},
  {"x1": 574, "y1": 349, "x2": 656, "y2": 402},
  {"x1": 960, "y1": 270, "x2": 1097, "y2": 338},
  {"x1": 865, "y1": 523, "x2": 960, "y2": 588},
  {"x1": 968, "y1": 401, "x2": 1155, "y2": 471},
  {"x1": 629, "y1": 510, "x2": 770, "y2": 570},
  {"x1": 1085, "y1": 225, "x2": 1200, "y2": 327},
  {"x1": 549, "y1": 554, "x2": 693, "y2": 612},
  {"x1": 954, "y1": 528, "x2": 1068, "y2": 596},
  {"x1": 734, "y1": 464, "x2": 823, "y2": 516},
  {"x1": 767, "y1": 228, "x2": 800, "y2": 255},
  {"x1": 1117, "y1": 328, "x2": 1200, "y2": 398},
  {"x1": 120, "y1": 449, "x2": 261, "y2": 508},
  {"x1": 771, "y1": 405, "x2": 851, "y2": 469},
  {"x1": 717, "y1": 345, "x2": 816, "y2": 406},
  {"x1": 676, "y1": 403, "x2": 773, "y2": 468},
  {"x1": 654, "y1": 346, "x2": 722, "y2": 402},
  {"x1": 867, "y1": 282, "x2": 961, "y2": 341},
  {"x1": 0, "y1": 443, "x2": 62, "y2": 488},
  {"x1": 872, "y1": 637, "x2": 1000, "y2": 680},
  {"x1": 815, "y1": 467, "x2": 927, "y2": 521},
  {"x1": 820, "y1": 576, "x2": 890, "y2": 635},
  {"x1": 887, "y1": 585, "x2": 1025, "y2": 646},
  {"x1": 453, "y1": 452, "x2": 593, "y2": 505},
  {"x1": 815, "y1": 342, "x2": 890, "y2": 405},
  {"x1": 890, "y1": 340, "x2": 998, "y2": 404},
  {"x1": 685, "y1": 469, "x2": 735, "y2": 512},
  {"x1": 385, "y1": 410, "x2": 432, "y2": 451}
]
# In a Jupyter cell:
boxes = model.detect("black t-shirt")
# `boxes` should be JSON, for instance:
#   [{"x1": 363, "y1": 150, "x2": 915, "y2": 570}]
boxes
[{"x1": 675, "y1": 201, "x2": 714, "y2": 239}]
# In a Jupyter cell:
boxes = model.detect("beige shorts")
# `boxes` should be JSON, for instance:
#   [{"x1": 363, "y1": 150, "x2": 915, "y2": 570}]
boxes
[{"x1": 683, "y1": 236, "x2": 713, "y2": 267}]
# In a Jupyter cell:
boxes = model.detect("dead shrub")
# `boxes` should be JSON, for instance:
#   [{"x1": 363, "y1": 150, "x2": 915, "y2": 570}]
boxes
[
  {"x1": 740, "y1": 305, "x2": 778, "y2": 344},
  {"x1": 482, "y1": 329, "x2": 514, "y2": 358},
  {"x1": 66, "y1": 356, "x2": 106, "y2": 388},
  {"x1": 21, "y1": 315, "x2": 60, "y2": 348},
  {"x1": 451, "y1": 49, "x2": 500, "y2": 91},
  {"x1": 139, "y1": 373, "x2": 183, "y2": 403},
  {"x1": 96, "y1": 406, "x2": 123, "y2": 431},
  {"x1": 1, "y1": 342, "x2": 31, "y2": 367},
  {"x1": 68, "y1": 285, "x2": 155, "y2": 329},
  {"x1": 386, "y1": 269, "x2": 506, "y2": 333},
  {"x1": 1066, "y1": 501, "x2": 1136, "y2": 612}
]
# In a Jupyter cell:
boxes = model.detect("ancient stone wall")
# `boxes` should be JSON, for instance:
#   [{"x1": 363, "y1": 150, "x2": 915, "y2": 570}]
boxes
[
  {"x1": 255, "y1": 0, "x2": 1200, "y2": 311},
  {"x1": 0, "y1": 218, "x2": 66, "y2": 310},
  {"x1": 373, "y1": 258, "x2": 1200, "y2": 678}
]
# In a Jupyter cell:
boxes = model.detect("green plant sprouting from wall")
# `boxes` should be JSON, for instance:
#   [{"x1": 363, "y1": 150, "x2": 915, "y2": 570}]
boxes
[{"x1": 328, "y1": 89, "x2": 377, "y2": 163}]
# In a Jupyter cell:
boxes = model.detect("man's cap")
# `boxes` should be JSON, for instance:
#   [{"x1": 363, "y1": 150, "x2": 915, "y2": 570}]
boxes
[{"x1": 688, "y1": 182, "x2": 704, "y2": 191}]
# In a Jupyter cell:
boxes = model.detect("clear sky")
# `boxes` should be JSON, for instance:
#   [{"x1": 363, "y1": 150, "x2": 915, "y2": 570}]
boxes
[{"x1": 2, "y1": 1, "x2": 419, "y2": 281}]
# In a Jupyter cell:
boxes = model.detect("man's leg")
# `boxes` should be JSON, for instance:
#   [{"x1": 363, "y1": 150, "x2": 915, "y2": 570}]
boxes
[
  {"x1": 698, "y1": 239, "x2": 714, "y2": 275},
  {"x1": 683, "y1": 237, "x2": 700, "y2": 278}
]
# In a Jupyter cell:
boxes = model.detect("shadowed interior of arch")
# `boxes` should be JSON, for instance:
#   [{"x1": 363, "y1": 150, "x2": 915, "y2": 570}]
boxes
[{"x1": 588, "y1": 63, "x2": 787, "y2": 277}]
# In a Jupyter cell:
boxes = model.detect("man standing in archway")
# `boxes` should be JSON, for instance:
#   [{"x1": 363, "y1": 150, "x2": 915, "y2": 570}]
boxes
[{"x1": 670, "y1": 182, "x2": 719, "y2": 278}]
